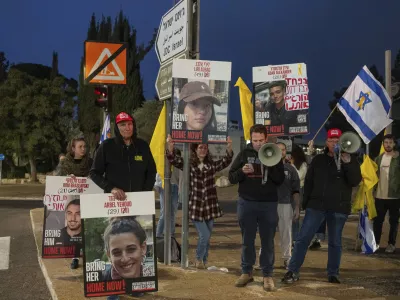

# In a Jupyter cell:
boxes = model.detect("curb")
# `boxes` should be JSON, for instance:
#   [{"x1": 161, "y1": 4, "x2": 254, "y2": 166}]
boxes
[
  {"x1": 30, "y1": 209, "x2": 58, "y2": 300},
  {"x1": 0, "y1": 196, "x2": 42, "y2": 200}
]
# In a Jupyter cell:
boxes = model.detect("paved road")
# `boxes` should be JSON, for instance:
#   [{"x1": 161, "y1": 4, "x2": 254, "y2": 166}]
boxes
[{"x1": 0, "y1": 206, "x2": 51, "y2": 300}]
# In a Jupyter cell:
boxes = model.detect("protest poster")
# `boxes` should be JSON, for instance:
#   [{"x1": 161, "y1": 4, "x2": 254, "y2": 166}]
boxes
[
  {"x1": 171, "y1": 59, "x2": 232, "y2": 143},
  {"x1": 253, "y1": 63, "x2": 310, "y2": 136},
  {"x1": 42, "y1": 176, "x2": 102, "y2": 259},
  {"x1": 80, "y1": 192, "x2": 157, "y2": 297}
]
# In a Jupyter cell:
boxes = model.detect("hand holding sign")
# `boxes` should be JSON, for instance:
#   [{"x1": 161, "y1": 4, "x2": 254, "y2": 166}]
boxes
[{"x1": 166, "y1": 134, "x2": 174, "y2": 153}]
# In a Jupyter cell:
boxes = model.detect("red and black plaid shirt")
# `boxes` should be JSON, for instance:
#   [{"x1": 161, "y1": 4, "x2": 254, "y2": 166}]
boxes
[{"x1": 166, "y1": 151, "x2": 233, "y2": 222}]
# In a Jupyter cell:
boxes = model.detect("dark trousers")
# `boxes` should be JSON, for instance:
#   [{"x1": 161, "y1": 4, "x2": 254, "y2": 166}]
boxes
[
  {"x1": 373, "y1": 199, "x2": 400, "y2": 245},
  {"x1": 289, "y1": 209, "x2": 348, "y2": 276},
  {"x1": 237, "y1": 198, "x2": 278, "y2": 277}
]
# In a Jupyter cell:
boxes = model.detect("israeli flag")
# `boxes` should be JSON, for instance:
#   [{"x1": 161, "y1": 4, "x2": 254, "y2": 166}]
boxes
[
  {"x1": 337, "y1": 66, "x2": 392, "y2": 144},
  {"x1": 100, "y1": 114, "x2": 111, "y2": 144},
  {"x1": 359, "y1": 206, "x2": 378, "y2": 254}
]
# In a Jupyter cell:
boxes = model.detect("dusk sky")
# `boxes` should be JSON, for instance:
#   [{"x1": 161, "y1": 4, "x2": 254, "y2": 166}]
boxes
[{"x1": 1, "y1": 0, "x2": 400, "y2": 141}]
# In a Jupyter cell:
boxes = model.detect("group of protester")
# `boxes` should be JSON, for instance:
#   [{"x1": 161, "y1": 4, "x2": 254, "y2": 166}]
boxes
[{"x1": 53, "y1": 108, "x2": 398, "y2": 297}]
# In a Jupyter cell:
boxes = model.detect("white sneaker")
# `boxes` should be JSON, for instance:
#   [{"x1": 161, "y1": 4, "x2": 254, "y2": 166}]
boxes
[{"x1": 385, "y1": 244, "x2": 396, "y2": 253}]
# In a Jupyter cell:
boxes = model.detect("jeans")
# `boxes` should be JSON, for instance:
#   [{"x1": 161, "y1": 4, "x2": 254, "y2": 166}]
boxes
[
  {"x1": 292, "y1": 187, "x2": 303, "y2": 243},
  {"x1": 238, "y1": 198, "x2": 278, "y2": 277},
  {"x1": 373, "y1": 198, "x2": 400, "y2": 245},
  {"x1": 156, "y1": 184, "x2": 179, "y2": 238},
  {"x1": 193, "y1": 219, "x2": 214, "y2": 263},
  {"x1": 288, "y1": 208, "x2": 348, "y2": 276},
  {"x1": 315, "y1": 219, "x2": 327, "y2": 240}
]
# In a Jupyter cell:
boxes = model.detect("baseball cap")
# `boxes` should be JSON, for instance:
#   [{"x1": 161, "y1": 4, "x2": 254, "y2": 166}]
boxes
[
  {"x1": 327, "y1": 128, "x2": 342, "y2": 139},
  {"x1": 179, "y1": 81, "x2": 221, "y2": 106},
  {"x1": 116, "y1": 112, "x2": 133, "y2": 124}
]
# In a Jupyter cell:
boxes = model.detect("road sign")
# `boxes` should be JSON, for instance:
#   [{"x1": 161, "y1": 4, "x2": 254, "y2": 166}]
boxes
[
  {"x1": 0, "y1": 154, "x2": 4, "y2": 161},
  {"x1": 155, "y1": 52, "x2": 187, "y2": 100},
  {"x1": 155, "y1": 0, "x2": 188, "y2": 64},
  {"x1": 84, "y1": 41, "x2": 127, "y2": 85}
]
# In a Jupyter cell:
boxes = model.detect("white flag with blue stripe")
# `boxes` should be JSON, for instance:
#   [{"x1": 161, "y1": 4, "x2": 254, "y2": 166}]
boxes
[
  {"x1": 359, "y1": 205, "x2": 378, "y2": 254},
  {"x1": 100, "y1": 114, "x2": 111, "y2": 144},
  {"x1": 337, "y1": 66, "x2": 392, "y2": 144}
]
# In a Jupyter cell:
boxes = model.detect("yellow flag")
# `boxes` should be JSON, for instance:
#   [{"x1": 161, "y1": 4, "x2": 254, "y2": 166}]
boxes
[
  {"x1": 379, "y1": 130, "x2": 386, "y2": 155},
  {"x1": 352, "y1": 155, "x2": 378, "y2": 219},
  {"x1": 150, "y1": 102, "x2": 166, "y2": 187},
  {"x1": 234, "y1": 77, "x2": 254, "y2": 141}
]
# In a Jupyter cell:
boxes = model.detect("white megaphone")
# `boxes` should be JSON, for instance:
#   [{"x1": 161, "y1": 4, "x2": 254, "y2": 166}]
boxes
[
  {"x1": 339, "y1": 131, "x2": 361, "y2": 153},
  {"x1": 258, "y1": 143, "x2": 282, "y2": 167}
]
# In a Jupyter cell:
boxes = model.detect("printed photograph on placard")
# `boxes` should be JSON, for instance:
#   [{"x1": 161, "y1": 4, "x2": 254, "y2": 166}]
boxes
[
  {"x1": 41, "y1": 176, "x2": 102, "y2": 259},
  {"x1": 171, "y1": 59, "x2": 232, "y2": 143},
  {"x1": 253, "y1": 63, "x2": 310, "y2": 136},
  {"x1": 42, "y1": 197, "x2": 82, "y2": 258},
  {"x1": 81, "y1": 192, "x2": 157, "y2": 297}
]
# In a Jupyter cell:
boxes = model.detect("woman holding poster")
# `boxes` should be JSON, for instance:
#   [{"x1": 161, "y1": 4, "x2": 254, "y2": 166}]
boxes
[
  {"x1": 166, "y1": 134, "x2": 233, "y2": 269},
  {"x1": 58, "y1": 136, "x2": 92, "y2": 269}
]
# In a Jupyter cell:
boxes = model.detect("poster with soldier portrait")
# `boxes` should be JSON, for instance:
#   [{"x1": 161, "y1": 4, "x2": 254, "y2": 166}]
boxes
[
  {"x1": 80, "y1": 192, "x2": 157, "y2": 297},
  {"x1": 171, "y1": 59, "x2": 232, "y2": 144},
  {"x1": 253, "y1": 63, "x2": 310, "y2": 136},
  {"x1": 41, "y1": 176, "x2": 103, "y2": 259}
]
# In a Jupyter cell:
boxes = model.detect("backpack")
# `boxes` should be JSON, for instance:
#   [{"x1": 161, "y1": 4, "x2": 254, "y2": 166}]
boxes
[{"x1": 156, "y1": 236, "x2": 181, "y2": 263}]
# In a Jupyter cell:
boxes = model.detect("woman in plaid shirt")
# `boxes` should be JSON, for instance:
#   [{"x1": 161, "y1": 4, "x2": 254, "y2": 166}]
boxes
[{"x1": 166, "y1": 134, "x2": 233, "y2": 269}]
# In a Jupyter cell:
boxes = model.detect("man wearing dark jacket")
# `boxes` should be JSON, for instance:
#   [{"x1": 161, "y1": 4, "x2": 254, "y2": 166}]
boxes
[
  {"x1": 282, "y1": 128, "x2": 362, "y2": 285},
  {"x1": 229, "y1": 124, "x2": 285, "y2": 292},
  {"x1": 90, "y1": 112, "x2": 156, "y2": 300},
  {"x1": 90, "y1": 111, "x2": 156, "y2": 200}
]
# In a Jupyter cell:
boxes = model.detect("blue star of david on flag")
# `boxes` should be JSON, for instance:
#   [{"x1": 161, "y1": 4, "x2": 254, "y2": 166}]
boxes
[{"x1": 356, "y1": 91, "x2": 372, "y2": 111}]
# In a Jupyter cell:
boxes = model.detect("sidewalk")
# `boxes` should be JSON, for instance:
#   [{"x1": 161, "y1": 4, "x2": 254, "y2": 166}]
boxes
[
  {"x1": 30, "y1": 187, "x2": 400, "y2": 300},
  {"x1": 0, "y1": 183, "x2": 44, "y2": 200}
]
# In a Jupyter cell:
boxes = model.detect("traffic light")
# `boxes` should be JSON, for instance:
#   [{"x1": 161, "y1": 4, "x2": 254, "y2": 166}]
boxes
[{"x1": 94, "y1": 86, "x2": 108, "y2": 108}]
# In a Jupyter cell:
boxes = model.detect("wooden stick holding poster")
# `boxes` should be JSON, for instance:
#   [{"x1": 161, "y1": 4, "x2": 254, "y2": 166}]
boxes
[
  {"x1": 80, "y1": 192, "x2": 158, "y2": 297},
  {"x1": 42, "y1": 176, "x2": 103, "y2": 259},
  {"x1": 253, "y1": 63, "x2": 310, "y2": 136}
]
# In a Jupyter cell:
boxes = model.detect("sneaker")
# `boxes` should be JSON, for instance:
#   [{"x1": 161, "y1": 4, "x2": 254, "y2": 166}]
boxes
[
  {"x1": 235, "y1": 273, "x2": 254, "y2": 287},
  {"x1": 195, "y1": 260, "x2": 205, "y2": 269},
  {"x1": 385, "y1": 244, "x2": 396, "y2": 253},
  {"x1": 309, "y1": 239, "x2": 321, "y2": 250},
  {"x1": 281, "y1": 271, "x2": 299, "y2": 284},
  {"x1": 263, "y1": 277, "x2": 275, "y2": 291},
  {"x1": 70, "y1": 258, "x2": 79, "y2": 269},
  {"x1": 283, "y1": 259, "x2": 289, "y2": 269},
  {"x1": 328, "y1": 275, "x2": 341, "y2": 284}
]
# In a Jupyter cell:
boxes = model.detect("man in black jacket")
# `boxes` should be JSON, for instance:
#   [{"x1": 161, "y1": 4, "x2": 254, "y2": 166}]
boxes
[
  {"x1": 229, "y1": 124, "x2": 285, "y2": 292},
  {"x1": 90, "y1": 111, "x2": 156, "y2": 200},
  {"x1": 282, "y1": 128, "x2": 362, "y2": 285}
]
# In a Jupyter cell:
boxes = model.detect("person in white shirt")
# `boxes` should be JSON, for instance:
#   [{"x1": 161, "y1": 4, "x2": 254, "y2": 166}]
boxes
[{"x1": 373, "y1": 134, "x2": 400, "y2": 254}]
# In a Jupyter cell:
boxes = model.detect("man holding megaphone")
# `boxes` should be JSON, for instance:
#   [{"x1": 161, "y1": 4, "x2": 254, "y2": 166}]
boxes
[
  {"x1": 282, "y1": 128, "x2": 362, "y2": 285},
  {"x1": 229, "y1": 124, "x2": 285, "y2": 292}
]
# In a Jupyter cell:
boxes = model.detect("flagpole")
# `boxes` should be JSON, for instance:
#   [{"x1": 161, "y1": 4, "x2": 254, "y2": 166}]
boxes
[
  {"x1": 311, "y1": 105, "x2": 337, "y2": 141},
  {"x1": 385, "y1": 50, "x2": 392, "y2": 134}
]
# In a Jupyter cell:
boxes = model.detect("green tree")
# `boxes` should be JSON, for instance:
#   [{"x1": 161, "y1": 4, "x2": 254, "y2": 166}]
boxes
[
  {"x1": 395, "y1": 49, "x2": 400, "y2": 70},
  {"x1": 0, "y1": 51, "x2": 9, "y2": 83},
  {"x1": 78, "y1": 11, "x2": 156, "y2": 151},
  {"x1": 133, "y1": 100, "x2": 164, "y2": 143},
  {"x1": 0, "y1": 69, "x2": 75, "y2": 181}
]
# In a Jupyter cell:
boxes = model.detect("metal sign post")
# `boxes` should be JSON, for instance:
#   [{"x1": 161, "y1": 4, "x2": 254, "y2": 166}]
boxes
[{"x1": 180, "y1": 0, "x2": 200, "y2": 269}]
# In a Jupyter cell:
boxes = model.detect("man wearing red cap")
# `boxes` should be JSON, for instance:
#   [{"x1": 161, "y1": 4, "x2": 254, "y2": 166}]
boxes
[
  {"x1": 90, "y1": 111, "x2": 156, "y2": 203},
  {"x1": 282, "y1": 128, "x2": 361, "y2": 285},
  {"x1": 90, "y1": 111, "x2": 156, "y2": 299}
]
